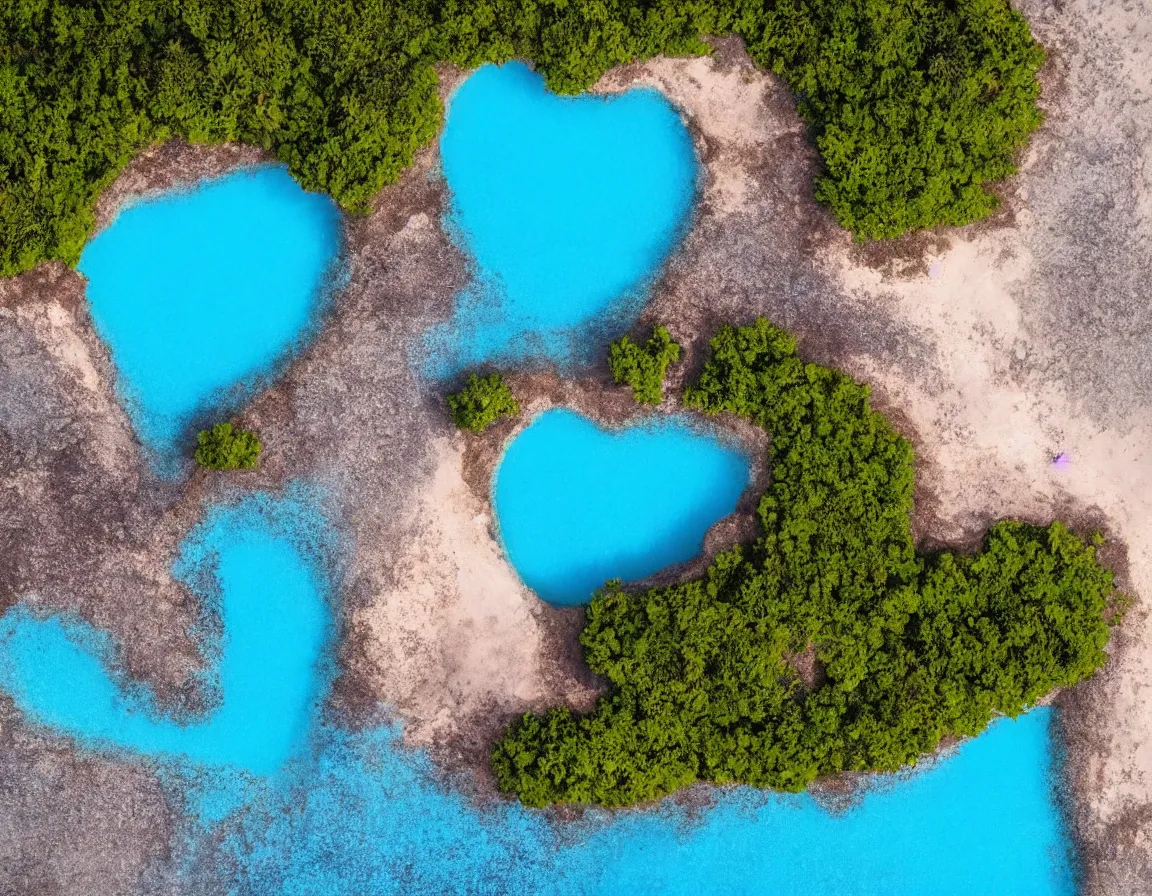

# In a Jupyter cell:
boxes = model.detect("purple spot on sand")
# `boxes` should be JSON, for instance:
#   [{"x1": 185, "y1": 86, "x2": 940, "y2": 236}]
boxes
[{"x1": 1052, "y1": 452, "x2": 1072, "y2": 471}]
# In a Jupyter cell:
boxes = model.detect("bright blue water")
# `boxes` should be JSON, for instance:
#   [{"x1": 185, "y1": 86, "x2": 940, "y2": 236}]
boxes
[
  {"x1": 493, "y1": 409, "x2": 750, "y2": 606},
  {"x1": 78, "y1": 166, "x2": 342, "y2": 471},
  {"x1": 423, "y1": 63, "x2": 697, "y2": 376},
  {"x1": 0, "y1": 492, "x2": 332, "y2": 776},
  {"x1": 7, "y1": 65, "x2": 1074, "y2": 896},
  {"x1": 208, "y1": 710, "x2": 1074, "y2": 896},
  {"x1": 0, "y1": 494, "x2": 1075, "y2": 894}
]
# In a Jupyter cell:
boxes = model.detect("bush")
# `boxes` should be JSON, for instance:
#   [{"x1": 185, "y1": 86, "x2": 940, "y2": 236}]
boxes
[
  {"x1": 609, "y1": 325, "x2": 681, "y2": 405},
  {"x1": 1, "y1": 0, "x2": 1045, "y2": 277},
  {"x1": 448, "y1": 372, "x2": 519, "y2": 434},
  {"x1": 738, "y1": 0, "x2": 1046, "y2": 238},
  {"x1": 194, "y1": 422, "x2": 262, "y2": 470},
  {"x1": 492, "y1": 319, "x2": 1118, "y2": 808}
]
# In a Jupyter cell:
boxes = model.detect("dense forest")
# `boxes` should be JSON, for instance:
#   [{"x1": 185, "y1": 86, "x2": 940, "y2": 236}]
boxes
[
  {"x1": 2, "y1": 0, "x2": 1044, "y2": 276},
  {"x1": 493, "y1": 320, "x2": 1118, "y2": 807}
]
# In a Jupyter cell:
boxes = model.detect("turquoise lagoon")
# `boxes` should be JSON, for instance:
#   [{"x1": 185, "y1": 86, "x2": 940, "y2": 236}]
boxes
[
  {"x1": 79, "y1": 166, "x2": 342, "y2": 471},
  {"x1": 0, "y1": 495, "x2": 1077, "y2": 893},
  {"x1": 216, "y1": 709, "x2": 1075, "y2": 896},
  {"x1": 0, "y1": 493, "x2": 332, "y2": 776},
  {"x1": 424, "y1": 62, "x2": 697, "y2": 375},
  {"x1": 493, "y1": 408, "x2": 750, "y2": 605}
]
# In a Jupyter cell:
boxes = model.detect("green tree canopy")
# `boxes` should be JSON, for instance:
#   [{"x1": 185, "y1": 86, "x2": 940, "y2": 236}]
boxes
[
  {"x1": 448, "y1": 372, "x2": 519, "y2": 433},
  {"x1": 2, "y1": 0, "x2": 1045, "y2": 276},
  {"x1": 195, "y1": 422, "x2": 262, "y2": 470},
  {"x1": 493, "y1": 319, "x2": 1117, "y2": 808},
  {"x1": 609, "y1": 325, "x2": 681, "y2": 405}
]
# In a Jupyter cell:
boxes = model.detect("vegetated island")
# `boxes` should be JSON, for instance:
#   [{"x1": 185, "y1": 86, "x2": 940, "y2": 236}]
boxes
[
  {"x1": 195, "y1": 421, "x2": 263, "y2": 470},
  {"x1": 609, "y1": 325, "x2": 681, "y2": 405},
  {"x1": 448, "y1": 373, "x2": 520, "y2": 434},
  {"x1": 491, "y1": 320, "x2": 1120, "y2": 808},
  {"x1": 5, "y1": 0, "x2": 1044, "y2": 276}
]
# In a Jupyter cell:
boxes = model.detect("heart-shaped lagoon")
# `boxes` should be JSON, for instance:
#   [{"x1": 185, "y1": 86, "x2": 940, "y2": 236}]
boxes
[
  {"x1": 0, "y1": 493, "x2": 330, "y2": 776},
  {"x1": 493, "y1": 409, "x2": 750, "y2": 606},
  {"x1": 425, "y1": 63, "x2": 697, "y2": 375},
  {"x1": 79, "y1": 166, "x2": 342, "y2": 470}
]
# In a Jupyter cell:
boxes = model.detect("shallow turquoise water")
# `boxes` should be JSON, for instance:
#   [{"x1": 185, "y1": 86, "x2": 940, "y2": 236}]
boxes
[
  {"x1": 212, "y1": 710, "x2": 1073, "y2": 896},
  {"x1": 0, "y1": 494, "x2": 1075, "y2": 894},
  {"x1": 0, "y1": 492, "x2": 332, "y2": 776},
  {"x1": 493, "y1": 409, "x2": 750, "y2": 605},
  {"x1": 78, "y1": 166, "x2": 341, "y2": 471},
  {"x1": 3, "y1": 65, "x2": 1077, "y2": 894},
  {"x1": 424, "y1": 63, "x2": 697, "y2": 376}
]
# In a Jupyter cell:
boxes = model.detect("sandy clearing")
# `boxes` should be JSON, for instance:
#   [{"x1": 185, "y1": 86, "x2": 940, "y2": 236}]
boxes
[{"x1": 350, "y1": 433, "x2": 553, "y2": 745}]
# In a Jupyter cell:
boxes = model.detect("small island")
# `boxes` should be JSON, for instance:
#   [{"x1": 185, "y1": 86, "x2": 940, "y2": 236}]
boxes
[{"x1": 195, "y1": 422, "x2": 263, "y2": 470}]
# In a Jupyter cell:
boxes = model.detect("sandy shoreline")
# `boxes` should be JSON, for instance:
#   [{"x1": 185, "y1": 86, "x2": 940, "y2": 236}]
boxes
[{"x1": 1, "y1": 1, "x2": 1150, "y2": 890}]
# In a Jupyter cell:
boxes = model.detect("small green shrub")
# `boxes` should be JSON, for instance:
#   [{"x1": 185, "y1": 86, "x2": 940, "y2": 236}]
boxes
[
  {"x1": 194, "y1": 422, "x2": 262, "y2": 470},
  {"x1": 448, "y1": 373, "x2": 519, "y2": 434},
  {"x1": 609, "y1": 325, "x2": 681, "y2": 405}
]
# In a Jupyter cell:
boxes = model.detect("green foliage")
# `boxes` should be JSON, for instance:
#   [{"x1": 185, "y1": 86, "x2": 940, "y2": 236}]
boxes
[
  {"x1": 194, "y1": 422, "x2": 262, "y2": 470},
  {"x1": 492, "y1": 319, "x2": 1118, "y2": 808},
  {"x1": 609, "y1": 325, "x2": 680, "y2": 405},
  {"x1": 737, "y1": 0, "x2": 1046, "y2": 237},
  {"x1": 448, "y1": 372, "x2": 519, "y2": 433},
  {"x1": 2, "y1": 0, "x2": 1044, "y2": 276}
]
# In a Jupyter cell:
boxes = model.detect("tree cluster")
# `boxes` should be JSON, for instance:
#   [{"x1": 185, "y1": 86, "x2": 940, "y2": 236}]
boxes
[
  {"x1": 609, "y1": 325, "x2": 680, "y2": 405},
  {"x1": 492, "y1": 319, "x2": 1118, "y2": 808},
  {"x1": 448, "y1": 372, "x2": 519, "y2": 433},
  {"x1": 3, "y1": 0, "x2": 1044, "y2": 276},
  {"x1": 195, "y1": 422, "x2": 262, "y2": 470}
]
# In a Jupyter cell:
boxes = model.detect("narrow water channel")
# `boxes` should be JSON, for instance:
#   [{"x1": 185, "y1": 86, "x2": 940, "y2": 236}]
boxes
[{"x1": 0, "y1": 492, "x2": 331, "y2": 775}]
